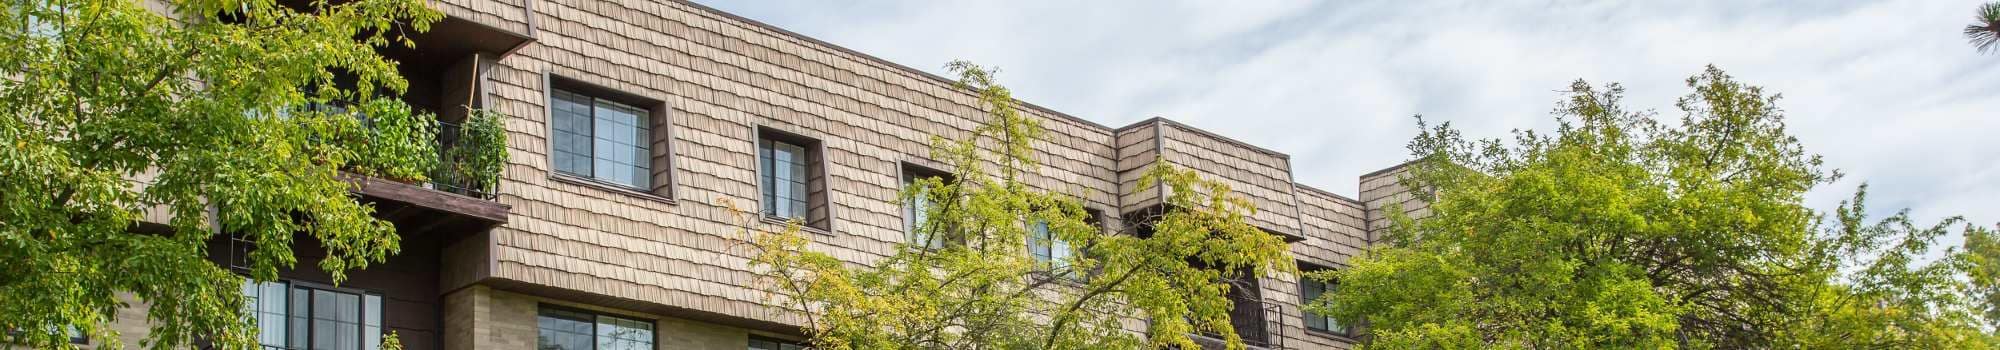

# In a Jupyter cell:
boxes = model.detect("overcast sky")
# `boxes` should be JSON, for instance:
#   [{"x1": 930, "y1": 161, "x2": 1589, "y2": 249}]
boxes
[{"x1": 696, "y1": 0, "x2": 1999, "y2": 231}]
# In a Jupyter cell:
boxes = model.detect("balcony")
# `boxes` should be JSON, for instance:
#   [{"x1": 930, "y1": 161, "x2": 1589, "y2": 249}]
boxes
[
  {"x1": 346, "y1": 115, "x2": 510, "y2": 238},
  {"x1": 346, "y1": 4, "x2": 530, "y2": 238},
  {"x1": 1189, "y1": 278, "x2": 1273, "y2": 349}
]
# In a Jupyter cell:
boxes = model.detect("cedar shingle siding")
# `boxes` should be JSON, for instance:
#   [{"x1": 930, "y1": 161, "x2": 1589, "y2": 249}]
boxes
[{"x1": 93, "y1": 1, "x2": 1420, "y2": 349}]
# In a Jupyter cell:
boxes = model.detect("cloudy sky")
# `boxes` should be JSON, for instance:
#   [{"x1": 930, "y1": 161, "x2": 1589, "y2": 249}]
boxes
[{"x1": 696, "y1": 1, "x2": 1999, "y2": 232}]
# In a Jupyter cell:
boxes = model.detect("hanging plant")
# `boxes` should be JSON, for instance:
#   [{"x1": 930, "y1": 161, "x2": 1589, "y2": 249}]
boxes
[
  {"x1": 351, "y1": 98, "x2": 440, "y2": 183},
  {"x1": 435, "y1": 106, "x2": 508, "y2": 196}
]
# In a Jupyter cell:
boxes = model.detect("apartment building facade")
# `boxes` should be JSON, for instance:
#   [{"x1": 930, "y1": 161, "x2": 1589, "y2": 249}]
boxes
[{"x1": 91, "y1": 0, "x2": 1430, "y2": 349}]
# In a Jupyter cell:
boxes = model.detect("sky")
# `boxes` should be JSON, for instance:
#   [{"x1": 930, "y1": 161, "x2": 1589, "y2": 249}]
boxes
[{"x1": 695, "y1": 0, "x2": 1999, "y2": 233}]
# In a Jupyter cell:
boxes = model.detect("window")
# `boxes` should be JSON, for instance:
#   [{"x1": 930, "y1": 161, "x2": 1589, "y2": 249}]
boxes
[
  {"x1": 900, "y1": 163, "x2": 951, "y2": 248},
  {"x1": 64, "y1": 326, "x2": 85, "y2": 345},
  {"x1": 1026, "y1": 219, "x2": 1071, "y2": 270},
  {"x1": 1298, "y1": 266, "x2": 1348, "y2": 335},
  {"x1": 240, "y1": 279, "x2": 385, "y2": 350},
  {"x1": 756, "y1": 128, "x2": 827, "y2": 230},
  {"x1": 551, "y1": 88, "x2": 652, "y2": 188},
  {"x1": 536, "y1": 306, "x2": 655, "y2": 350},
  {"x1": 13, "y1": 2, "x2": 60, "y2": 39},
  {"x1": 2, "y1": 325, "x2": 87, "y2": 345},
  {"x1": 747, "y1": 336, "x2": 807, "y2": 350}
]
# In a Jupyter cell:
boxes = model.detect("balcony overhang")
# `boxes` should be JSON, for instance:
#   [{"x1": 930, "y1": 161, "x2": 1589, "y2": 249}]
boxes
[
  {"x1": 346, "y1": 173, "x2": 510, "y2": 238},
  {"x1": 381, "y1": 16, "x2": 534, "y2": 74}
]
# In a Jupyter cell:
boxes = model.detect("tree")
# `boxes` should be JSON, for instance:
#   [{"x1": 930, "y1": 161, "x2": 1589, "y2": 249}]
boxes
[
  {"x1": 1968, "y1": 2, "x2": 2000, "y2": 54},
  {"x1": 738, "y1": 61, "x2": 1295, "y2": 350},
  {"x1": 1312, "y1": 66, "x2": 1999, "y2": 349},
  {"x1": 0, "y1": 0, "x2": 440, "y2": 348}
]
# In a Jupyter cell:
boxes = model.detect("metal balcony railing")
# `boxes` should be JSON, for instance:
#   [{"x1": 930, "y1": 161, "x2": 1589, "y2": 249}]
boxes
[
  {"x1": 334, "y1": 102, "x2": 505, "y2": 201},
  {"x1": 427, "y1": 119, "x2": 500, "y2": 200}
]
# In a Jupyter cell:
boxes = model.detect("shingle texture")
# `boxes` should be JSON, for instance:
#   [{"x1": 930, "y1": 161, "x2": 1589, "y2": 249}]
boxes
[
  {"x1": 446, "y1": 0, "x2": 1419, "y2": 348},
  {"x1": 101, "y1": 0, "x2": 1418, "y2": 349}
]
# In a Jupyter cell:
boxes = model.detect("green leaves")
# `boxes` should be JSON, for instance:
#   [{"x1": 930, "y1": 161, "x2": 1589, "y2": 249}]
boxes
[
  {"x1": 351, "y1": 98, "x2": 441, "y2": 183},
  {"x1": 740, "y1": 61, "x2": 1293, "y2": 350},
  {"x1": 1315, "y1": 66, "x2": 1999, "y2": 349},
  {"x1": 0, "y1": 0, "x2": 438, "y2": 348}
]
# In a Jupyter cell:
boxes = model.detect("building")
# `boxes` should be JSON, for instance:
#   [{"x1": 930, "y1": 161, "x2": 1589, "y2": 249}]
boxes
[{"x1": 97, "y1": 0, "x2": 1430, "y2": 349}]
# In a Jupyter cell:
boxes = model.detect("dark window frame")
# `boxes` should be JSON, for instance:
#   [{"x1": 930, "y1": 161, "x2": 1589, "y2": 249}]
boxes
[
  {"x1": 534, "y1": 304, "x2": 658, "y2": 350},
  {"x1": 240, "y1": 278, "x2": 387, "y2": 350},
  {"x1": 1297, "y1": 263, "x2": 1351, "y2": 337},
  {"x1": 754, "y1": 126, "x2": 831, "y2": 232},
  {"x1": 898, "y1": 161, "x2": 953, "y2": 248},
  {"x1": 67, "y1": 327, "x2": 86, "y2": 345},
  {"x1": 1025, "y1": 218, "x2": 1069, "y2": 267},
  {"x1": 1028, "y1": 208, "x2": 1108, "y2": 284},
  {"x1": 543, "y1": 73, "x2": 678, "y2": 202},
  {"x1": 746, "y1": 335, "x2": 808, "y2": 350}
]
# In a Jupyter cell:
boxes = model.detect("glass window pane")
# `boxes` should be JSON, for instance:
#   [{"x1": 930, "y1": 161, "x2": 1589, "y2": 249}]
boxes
[
  {"x1": 750, "y1": 337, "x2": 806, "y2": 350},
  {"x1": 314, "y1": 290, "x2": 336, "y2": 317},
  {"x1": 259, "y1": 310, "x2": 283, "y2": 345},
  {"x1": 538, "y1": 308, "x2": 600, "y2": 350},
  {"x1": 365, "y1": 295, "x2": 381, "y2": 326},
  {"x1": 366, "y1": 325, "x2": 381, "y2": 350},
  {"x1": 336, "y1": 293, "x2": 360, "y2": 322},
  {"x1": 552, "y1": 90, "x2": 594, "y2": 178},
  {"x1": 338, "y1": 323, "x2": 360, "y2": 350},
  {"x1": 587, "y1": 99, "x2": 649, "y2": 188},
  {"x1": 314, "y1": 319, "x2": 337, "y2": 350},
  {"x1": 262, "y1": 282, "x2": 288, "y2": 314},
  {"x1": 788, "y1": 171, "x2": 808, "y2": 197},
  {"x1": 291, "y1": 288, "x2": 310, "y2": 348},
  {"x1": 772, "y1": 158, "x2": 794, "y2": 190},
  {"x1": 1306, "y1": 309, "x2": 1326, "y2": 330},
  {"x1": 596, "y1": 315, "x2": 653, "y2": 350},
  {"x1": 1052, "y1": 235, "x2": 1071, "y2": 267},
  {"x1": 290, "y1": 315, "x2": 309, "y2": 348},
  {"x1": 1028, "y1": 220, "x2": 1051, "y2": 262}
]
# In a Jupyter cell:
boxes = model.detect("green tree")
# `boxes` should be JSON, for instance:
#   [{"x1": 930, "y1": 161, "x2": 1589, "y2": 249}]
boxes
[
  {"x1": 739, "y1": 61, "x2": 1295, "y2": 350},
  {"x1": 0, "y1": 0, "x2": 440, "y2": 348},
  {"x1": 1968, "y1": 2, "x2": 2000, "y2": 53},
  {"x1": 1312, "y1": 66, "x2": 1999, "y2": 349}
]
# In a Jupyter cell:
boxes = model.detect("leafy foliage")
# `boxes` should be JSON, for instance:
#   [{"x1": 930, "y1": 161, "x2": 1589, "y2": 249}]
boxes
[
  {"x1": 1311, "y1": 66, "x2": 1999, "y2": 348},
  {"x1": 434, "y1": 106, "x2": 509, "y2": 195},
  {"x1": 739, "y1": 61, "x2": 1294, "y2": 350},
  {"x1": 1968, "y1": 2, "x2": 2000, "y2": 54},
  {"x1": 1967, "y1": 224, "x2": 2000, "y2": 331},
  {"x1": 351, "y1": 98, "x2": 440, "y2": 183},
  {"x1": 0, "y1": 0, "x2": 440, "y2": 348}
]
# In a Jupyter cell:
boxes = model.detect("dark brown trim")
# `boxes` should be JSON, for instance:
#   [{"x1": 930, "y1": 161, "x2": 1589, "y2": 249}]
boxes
[
  {"x1": 547, "y1": 74, "x2": 667, "y2": 109},
  {"x1": 479, "y1": 278, "x2": 809, "y2": 338},
  {"x1": 534, "y1": 302, "x2": 658, "y2": 326},
  {"x1": 748, "y1": 335, "x2": 809, "y2": 349},
  {"x1": 344, "y1": 173, "x2": 511, "y2": 225},
  {"x1": 548, "y1": 173, "x2": 678, "y2": 205},
  {"x1": 520, "y1": 0, "x2": 538, "y2": 39},
  {"x1": 542, "y1": 72, "x2": 680, "y2": 201},
  {"x1": 439, "y1": 13, "x2": 535, "y2": 56},
  {"x1": 752, "y1": 125, "x2": 836, "y2": 234}
]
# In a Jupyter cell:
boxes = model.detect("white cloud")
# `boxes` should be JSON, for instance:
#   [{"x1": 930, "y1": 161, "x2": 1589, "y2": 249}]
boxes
[{"x1": 697, "y1": 0, "x2": 2000, "y2": 234}]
